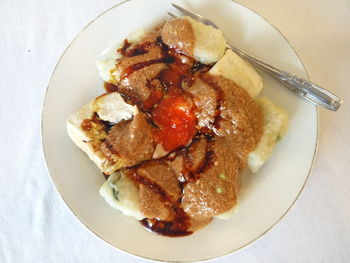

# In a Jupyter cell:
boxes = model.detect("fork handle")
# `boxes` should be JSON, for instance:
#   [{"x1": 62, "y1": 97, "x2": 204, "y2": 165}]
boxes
[{"x1": 227, "y1": 43, "x2": 342, "y2": 111}]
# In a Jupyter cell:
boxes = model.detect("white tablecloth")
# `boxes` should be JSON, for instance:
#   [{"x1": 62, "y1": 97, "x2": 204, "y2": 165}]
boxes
[{"x1": 1, "y1": 0, "x2": 349, "y2": 262}]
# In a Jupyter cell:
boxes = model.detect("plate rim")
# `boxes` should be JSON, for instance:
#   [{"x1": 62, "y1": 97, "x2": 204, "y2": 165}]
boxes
[{"x1": 41, "y1": 0, "x2": 319, "y2": 261}]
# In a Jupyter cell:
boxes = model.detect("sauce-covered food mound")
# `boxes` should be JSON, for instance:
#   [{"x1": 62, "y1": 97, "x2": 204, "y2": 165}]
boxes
[{"x1": 67, "y1": 16, "x2": 289, "y2": 236}]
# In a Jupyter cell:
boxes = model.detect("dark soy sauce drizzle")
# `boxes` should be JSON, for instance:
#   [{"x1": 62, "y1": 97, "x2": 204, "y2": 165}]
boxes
[
  {"x1": 200, "y1": 74, "x2": 225, "y2": 131},
  {"x1": 120, "y1": 57, "x2": 171, "y2": 79},
  {"x1": 101, "y1": 33, "x2": 222, "y2": 237},
  {"x1": 141, "y1": 208, "x2": 192, "y2": 237},
  {"x1": 81, "y1": 112, "x2": 113, "y2": 133},
  {"x1": 102, "y1": 173, "x2": 110, "y2": 180},
  {"x1": 104, "y1": 82, "x2": 118, "y2": 92},
  {"x1": 124, "y1": 41, "x2": 162, "y2": 57},
  {"x1": 125, "y1": 167, "x2": 192, "y2": 237},
  {"x1": 195, "y1": 136, "x2": 215, "y2": 174},
  {"x1": 118, "y1": 40, "x2": 131, "y2": 57},
  {"x1": 180, "y1": 135, "x2": 215, "y2": 184}
]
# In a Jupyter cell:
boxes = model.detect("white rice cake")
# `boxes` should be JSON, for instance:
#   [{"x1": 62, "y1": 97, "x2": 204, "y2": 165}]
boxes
[
  {"x1": 99, "y1": 172, "x2": 144, "y2": 220},
  {"x1": 184, "y1": 16, "x2": 227, "y2": 64},
  {"x1": 96, "y1": 29, "x2": 147, "y2": 84},
  {"x1": 209, "y1": 49, "x2": 263, "y2": 98},
  {"x1": 67, "y1": 92, "x2": 134, "y2": 174},
  {"x1": 247, "y1": 97, "x2": 289, "y2": 173}
]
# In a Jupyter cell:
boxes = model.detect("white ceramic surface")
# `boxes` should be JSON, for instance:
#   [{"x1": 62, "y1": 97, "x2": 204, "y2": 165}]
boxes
[{"x1": 42, "y1": 0, "x2": 318, "y2": 261}]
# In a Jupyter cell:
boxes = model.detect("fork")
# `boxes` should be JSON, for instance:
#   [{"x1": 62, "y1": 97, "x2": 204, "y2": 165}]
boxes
[{"x1": 169, "y1": 4, "x2": 342, "y2": 111}]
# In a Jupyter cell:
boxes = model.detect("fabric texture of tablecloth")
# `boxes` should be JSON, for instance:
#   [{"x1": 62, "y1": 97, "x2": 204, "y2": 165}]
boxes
[{"x1": 0, "y1": 0, "x2": 349, "y2": 262}]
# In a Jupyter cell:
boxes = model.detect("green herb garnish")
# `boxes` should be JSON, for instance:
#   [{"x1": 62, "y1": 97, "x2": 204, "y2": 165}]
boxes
[
  {"x1": 219, "y1": 173, "x2": 226, "y2": 180},
  {"x1": 216, "y1": 187, "x2": 223, "y2": 193},
  {"x1": 112, "y1": 188, "x2": 119, "y2": 201}
]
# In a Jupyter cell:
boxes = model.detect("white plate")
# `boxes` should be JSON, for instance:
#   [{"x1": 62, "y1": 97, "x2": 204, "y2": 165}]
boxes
[{"x1": 42, "y1": 0, "x2": 318, "y2": 261}]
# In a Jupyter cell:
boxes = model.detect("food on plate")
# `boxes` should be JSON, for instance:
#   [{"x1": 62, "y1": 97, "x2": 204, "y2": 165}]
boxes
[
  {"x1": 209, "y1": 49, "x2": 263, "y2": 98},
  {"x1": 99, "y1": 172, "x2": 143, "y2": 220},
  {"x1": 161, "y1": 16, "x2": 226, "y2": 64},
  {"x1": 97, "y1": 29, "x2": 149, "y2": 85},
  {"x1": 67, "y1": 16, "x2": 288, "y2": 236},
  {"x1": 67, "y1": 92, "x2": 135, "y2": 174},
  {"x1": 247, "y1": 97, "x2": 288, "y2": 173}
]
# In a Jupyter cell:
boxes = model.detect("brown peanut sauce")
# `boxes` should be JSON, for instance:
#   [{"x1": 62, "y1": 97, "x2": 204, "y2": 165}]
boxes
[
  {"x1": 123, "y1": 164, "x2": 192, "y2": 237},
  {"x1": 96, "y1": 24, "x2": 263, "y2": 236}
]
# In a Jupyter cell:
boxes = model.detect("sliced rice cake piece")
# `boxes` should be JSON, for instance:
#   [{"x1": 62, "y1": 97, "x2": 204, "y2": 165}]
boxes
[
  {"x1": 99, "y1": 172, "x2": 144, "y2": 220},
  {"x1": 209, "y1": 49, "x2": 263, "y2": 98},
  {"x1": 96, "y1": 29, "x2": 148, "y2": 84},
  {"x1": 247, "y1": 97, "x2": 289, "y2": 173},
  {"x1": 67, "y1": 92, "x2": 134, "y2": 174},
  {"x1": 161, "y1": 16, "x2": 226, "y2": 64}
]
